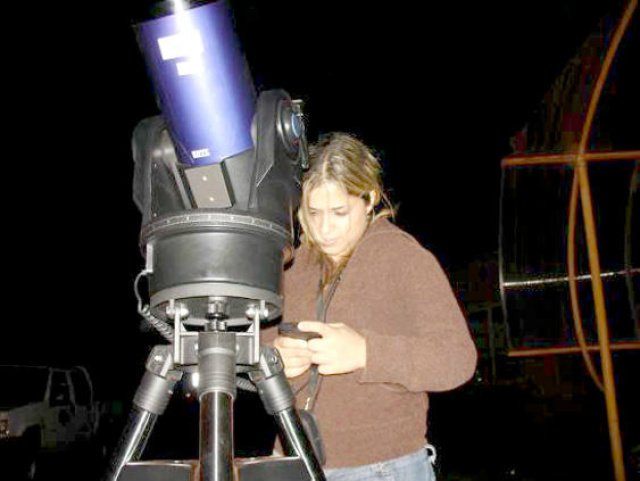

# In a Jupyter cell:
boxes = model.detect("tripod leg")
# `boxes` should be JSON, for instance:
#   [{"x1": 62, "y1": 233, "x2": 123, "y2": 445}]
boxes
[
  {"x1": 103, "y1": 345, "x2": 181, "y2": 481},
  {"x1": 198, "y1": 330, "x2": 237, "y2": 481},
  {"x1": 250, "y1": 347, "x2": 326, "y2": 481}
]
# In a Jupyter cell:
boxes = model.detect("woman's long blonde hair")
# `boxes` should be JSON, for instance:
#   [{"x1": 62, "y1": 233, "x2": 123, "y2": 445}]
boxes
[{"x1": 298, "y1": 133, "x2": 394, "y2": 268}]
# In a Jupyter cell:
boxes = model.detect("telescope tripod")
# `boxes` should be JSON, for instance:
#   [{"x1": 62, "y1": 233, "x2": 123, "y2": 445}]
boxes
[{"x1": 104, "y1": 304, "x2": 325, "y2": 481}]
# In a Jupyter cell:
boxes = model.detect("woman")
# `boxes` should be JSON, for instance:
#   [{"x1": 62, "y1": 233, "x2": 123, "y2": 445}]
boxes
[{"x1": 271, "y1": 132, "x2": 477, "y2": 480}]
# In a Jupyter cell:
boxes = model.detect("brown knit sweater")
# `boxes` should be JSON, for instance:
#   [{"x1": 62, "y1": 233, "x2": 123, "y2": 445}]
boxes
[{"x1": 264, "y1": 218, "x2": 477, "y2": 469}]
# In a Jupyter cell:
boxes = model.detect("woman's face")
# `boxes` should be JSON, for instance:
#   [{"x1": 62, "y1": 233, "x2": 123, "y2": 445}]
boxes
[{"x1": 306, "y1": 181, "x2": 370, "y2": 263}]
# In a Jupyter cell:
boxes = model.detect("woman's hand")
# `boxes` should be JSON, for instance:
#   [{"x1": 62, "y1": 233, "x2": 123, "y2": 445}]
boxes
[
  {"x1": 298, "y1": 321, "x2": 367, "y2": 375},
  {"x1": 273, "y1": 335, "x2": 313, "y2": 378}
]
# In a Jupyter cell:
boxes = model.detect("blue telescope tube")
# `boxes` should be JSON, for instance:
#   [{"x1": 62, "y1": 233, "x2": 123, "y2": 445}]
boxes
[{"x1": 136, "y1": 1, "x2": 256, "y2": 166}]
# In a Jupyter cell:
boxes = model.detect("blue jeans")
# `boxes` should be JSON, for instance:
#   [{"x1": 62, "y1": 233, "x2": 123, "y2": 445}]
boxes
[{"x1": 324, "y1": 446, "x2": 437, "y2": 481}]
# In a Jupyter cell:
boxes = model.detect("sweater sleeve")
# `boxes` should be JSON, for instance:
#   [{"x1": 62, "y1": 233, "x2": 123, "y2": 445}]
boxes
[{"x1": 357, "y1": 233, "x2": 477, "y2": 393}]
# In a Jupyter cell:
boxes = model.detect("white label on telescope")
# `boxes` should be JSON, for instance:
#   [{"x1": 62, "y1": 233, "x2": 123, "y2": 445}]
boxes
[
  {"x1": 192, "y1": 148, "x2": 210, "y2": 159},
  {"x1": 158, "y1": 30, "x2": 204, "y2": 61},
  {"x1": 177, "y1": 59, "x2": 204, "y2": 76}
]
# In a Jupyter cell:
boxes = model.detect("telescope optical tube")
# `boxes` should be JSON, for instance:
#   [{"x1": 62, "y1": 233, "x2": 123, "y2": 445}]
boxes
[{"x1": 135, "y1": 0, "x2": 256, "y2": 166}]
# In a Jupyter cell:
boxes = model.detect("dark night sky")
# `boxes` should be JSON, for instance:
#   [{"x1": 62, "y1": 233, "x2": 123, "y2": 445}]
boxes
[{"x1": 3, "y1": 1, "x2": 637, "y2": 392}]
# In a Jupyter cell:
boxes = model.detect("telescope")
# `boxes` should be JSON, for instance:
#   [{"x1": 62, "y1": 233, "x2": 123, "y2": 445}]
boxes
[{"x1": 103, "y1": 2, "x2": 325, "y2": 480}]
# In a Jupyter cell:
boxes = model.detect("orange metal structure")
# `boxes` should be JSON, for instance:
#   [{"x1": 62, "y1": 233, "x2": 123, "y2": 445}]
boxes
[{"x1": 501, "y1": 1, "x2": 638, "y2": 480}]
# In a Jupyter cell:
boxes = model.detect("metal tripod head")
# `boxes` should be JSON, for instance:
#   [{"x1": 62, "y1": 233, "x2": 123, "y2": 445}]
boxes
[{"x1": 104, "y1": 295, "x2": 326, "y2": 481}]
